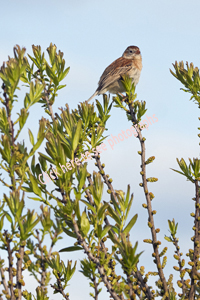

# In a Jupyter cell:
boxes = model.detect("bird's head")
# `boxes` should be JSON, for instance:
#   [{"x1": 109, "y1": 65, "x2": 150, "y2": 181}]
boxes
[{"x1": 122, "y1": 46, "x2": 141, "y2": 60}]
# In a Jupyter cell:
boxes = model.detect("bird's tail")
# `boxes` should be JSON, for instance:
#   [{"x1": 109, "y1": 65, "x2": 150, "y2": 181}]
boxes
[{"x1": 87, "y1": 91, "x2": 98, "y2": 102}]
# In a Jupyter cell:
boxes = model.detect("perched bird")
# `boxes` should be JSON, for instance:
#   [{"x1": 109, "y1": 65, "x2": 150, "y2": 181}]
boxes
[{"x1": 87, "y1": 46, "x2": 142, "y2": 102}]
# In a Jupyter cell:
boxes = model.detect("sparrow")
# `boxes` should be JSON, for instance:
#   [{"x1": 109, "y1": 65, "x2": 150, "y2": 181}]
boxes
[{"x1": 87, "y1": 46, "x2": 142, "y2": 102}]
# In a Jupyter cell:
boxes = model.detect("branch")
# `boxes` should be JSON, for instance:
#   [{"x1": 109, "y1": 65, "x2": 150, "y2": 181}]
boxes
[
  {"x1": 84, "y1": 163, "x2": 152, "y2": 300},
  {"x1": 83, "y1": 177, "x2": 124, "y2": 300},
  {"x1": 128, "y1": 103, "x2": 169, "y2": 299},
  {"x1": 44, "y1": 86, "x2": 55, "y2": 122},
  {"x1": 92, "y1": 276, "x2": 99, "y2": 300},
  {"x1": 48, "y1": 231, "x2": 58, "y2": 259},
  {"x1": 72, "y1": 215, "x2": 121, "y2": 300},
  {"x1": 0, "y1": 262, "x2": 9, "y2": 295},
  {"x1": 2, "y1": 83, "x2": 16, "y2": 189},
  {"x1": 189, "y1": 180, "x2": 200, "y2": 300},
  {"x1": 94, "y1": 154, "x2": 119, "y2": 207},
  {"x1": 50, "y1": 280, "x2": 70, "y2": 300},
  {"x1": 16, "y1": 245, "x2": 25, "y2": 300},
  {"x1": 36, "y1": 230, "x2": 46, "y2": 292},
  {"x1": 171, "y1": 237, "x2": 187, "y2": 296},
  {"x1": 6, "y1": 235, "x2": 14, "y2": 300}
]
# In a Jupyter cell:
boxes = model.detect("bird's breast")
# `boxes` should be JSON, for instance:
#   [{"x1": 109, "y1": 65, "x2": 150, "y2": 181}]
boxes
[{"x1": 128, "y1": 66, "x2": 141, "y2": 86}]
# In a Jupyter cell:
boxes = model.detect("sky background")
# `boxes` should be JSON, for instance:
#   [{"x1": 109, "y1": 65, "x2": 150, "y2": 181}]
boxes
[{"x1": 0, "y1": 0, "x2": 200, "y2": 299}]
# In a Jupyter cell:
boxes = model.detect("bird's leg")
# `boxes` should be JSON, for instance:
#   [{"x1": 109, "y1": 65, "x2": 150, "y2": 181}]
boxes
[
  {"x1": 118, "y1": 92, "x2": 125, "y2": 97},
  {"x1": 118, "y1": 92, "x2": 127, "y2": 102}
]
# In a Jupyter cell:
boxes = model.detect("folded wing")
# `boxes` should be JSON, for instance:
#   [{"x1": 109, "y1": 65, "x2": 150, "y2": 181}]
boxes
[{"x1": 97, "y1": 57, "x2": 133, "y2": 93}]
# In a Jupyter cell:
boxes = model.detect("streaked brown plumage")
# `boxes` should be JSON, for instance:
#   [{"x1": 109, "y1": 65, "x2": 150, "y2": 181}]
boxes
[{"x1": 87, "y1": 46, "x2": 142, "y2": 102}]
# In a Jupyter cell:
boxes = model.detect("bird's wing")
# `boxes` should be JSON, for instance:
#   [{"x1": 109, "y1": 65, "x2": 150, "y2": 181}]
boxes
[{"x1": 97, "y1": 57, "x2": 133, "y2": 93}]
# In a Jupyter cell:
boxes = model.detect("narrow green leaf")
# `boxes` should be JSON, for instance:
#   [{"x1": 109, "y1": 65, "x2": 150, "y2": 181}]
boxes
[
  {"x1": 100, "y1": 225, "x2": 111, "y2": 239},
  {"x1": 72, "y1": 119, "x2": 82, "y2": 152},
  {"x1": 80, "y1": 200, "x2": 96, "y2": 214},
  {"x1": 81, "y1": 211, "x2": 90, "y2": 236},
  {"x1": 164, "y1": 236, "x2": 173, "y2": 242},
  {"x1": 123, "y1": 214, "x2": 138, "y2": 235},
  {"x1": 28, "y1": 129, "x2": 34, "y2": 146},
  {"x1": 97, "y1": 203, "x2": 108, "y2": 220},
  {"x1": 38, "y1": 152, "x2": 55, "y2": 164},
  {"x1": 63, "y1": 227, "x2": 77, "y2": 238},
  {"x1": 107, "y1": 205, "x2": 121, "y2": 225},
  {"x1": 59, "y1": 246, "x2": 82, "y2": 252},
  {"x1": 29, "y1": 174, "x2": 42, "y2": 197}
]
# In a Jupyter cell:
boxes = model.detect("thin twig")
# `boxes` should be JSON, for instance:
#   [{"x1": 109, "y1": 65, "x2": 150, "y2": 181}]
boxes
[
  {"x1": 94, "y1": 155, "x2": 119, "y2": 206},
  {"x1": 48, "y1": 231, "x2": 58, "y2": 258},
  {"x1": 72, "y1": 215, "x2": 121, "y2": 300},
  {"x1": 93, "y1": 276, "x2": 98, "y2": 300},
  {"x1": 0, "y1": 263, "x2": 9, "y2": 295},
  {"x1": 129, "y1": 103, "x2": 169, "y2": 299},
  {"x1": 189, "y1": 180, "x2": 200, "y2": 300},
  {"x1": 44, "y1": 87, "x2": 55, "y2": 121},
  {"x1": 6, "y1": 235, "x2": 14, "y2": 300},
  {"x1": 50, "y1": 281, "x2": 70, "y2": 300},
  {"x1": 2, "y1": 83, "x2": 16, "y2": 189},
  {"x1": 82, "y1": 177, "x2": 124, "y2": 300},
  {"x1": 36, "y1": 230, "x2": 46, "y2": 292},
  {"x1": 90, "y1": 156, "x2": 153, "y2": 300},
  {"x1": 172, "y1": 237, "x2": 187, "y2": 296},
  {"x1": 16, "y1": 245, "x2": 25, "y2": 300}
]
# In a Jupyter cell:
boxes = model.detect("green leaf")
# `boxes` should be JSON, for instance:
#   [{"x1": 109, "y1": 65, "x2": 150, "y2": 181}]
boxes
[
  {"x1": 123, "y1": 214, "x2": 138, "y2": 235},
  {"x1": 46, "y1": 62, "x2": 55, "y2": 80},
  {"x1": 164, "y1": 236, "x2": 173, "y2": 242},
  {"x1": 57, "y1": 84, "x2": 66, "y2": 90},
  {"x1": 124, "y1": 185, "x2": 130, "y2": 209},
  {"x1": 97, "y1": 203, "x2": 108, "y2": 220},
  {"x1": 72, "y1": 119, "x2": 82, "y2": 152},
  {"x1": 0, "y1": 215, "x2": 5, "y2": 231},
  {"x1": 81, "y1": 211, "x2": 90, "y2": 237},
  {"x1": 59, "y1": 246, "x2": 82, "y2": 252},
  {"x1": 100, "y1": 225, "x2": 111, "y2": 239},
  {"x1": 107, "y1": 205, "x2": 121, "y2": 225},
  {"x1": 4, "y1": 212, "x2": 12, "y2": 223},
  {"x1": 28, "y1": 197, "x2": 43, "y2": 201},
  {"x1": 80, "y1": 200, "x2": 96, "y2": 214},
  {"x1": 28, "y1": 129, "x2": 34, "y2": 146},
  {"x1": 38, "y1": 152, "x2": 55, "y2": 164},
  {"x1": 29, "y1": 174, "x2": 42, "y2": 197},
  {"x1": 77, "y1": 164, "x2": 87, "y2": 192},
  {"x1": 29, "y1": 133, "x2": 46, "y2": 157},
  {"x1": 168, "y1": 220, "x2": 173, "y2": 233},
  {"x1": 58, "y1": 67, "x2": 70, "y2": 82},
  {"x1": 18, "y1": 109, "x2": 29, "y2": 130},
  {"x1": 63, "y1": 227, "x2": 77, "y2": 238}
]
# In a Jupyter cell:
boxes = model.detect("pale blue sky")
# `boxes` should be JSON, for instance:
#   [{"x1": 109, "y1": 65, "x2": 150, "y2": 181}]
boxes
[{"x1": 0, "y1": 1, "x2": 200, "y2": 299}]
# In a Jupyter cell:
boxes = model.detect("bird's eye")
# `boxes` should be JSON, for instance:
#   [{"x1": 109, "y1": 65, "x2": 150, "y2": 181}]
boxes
[{"x1": 129, "y1": 50, "x2": 133, "y2": 53}]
